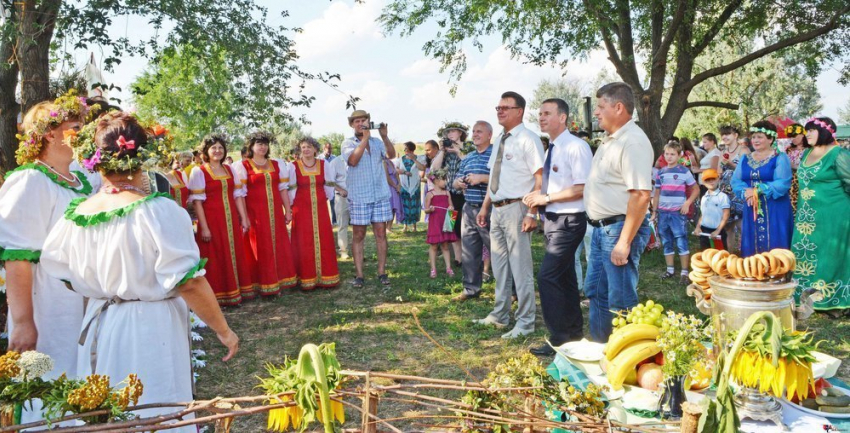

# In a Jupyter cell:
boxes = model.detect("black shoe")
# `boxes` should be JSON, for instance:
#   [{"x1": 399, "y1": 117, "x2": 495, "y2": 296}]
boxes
[
  {"x1": 352, "y1": 277, "x2": 364, "y2": 288},
  {"x1": 378, "y1": 274, "x2": 391, "y2": 286},
  {"x1": 529, "y1": 344, "x2": 556, "y2": 356}
]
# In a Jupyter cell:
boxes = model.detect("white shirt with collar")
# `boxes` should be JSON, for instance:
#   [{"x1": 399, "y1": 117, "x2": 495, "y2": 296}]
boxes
[
  {"x1": 584, "y1": 119, "x2": 654, "y2": 220},
  {"x1": 545, "y1": 131, "x2": 593, "y2": 214},
  {"x1": 487, "y1": 123, "x2": 545, "y2": 202}
]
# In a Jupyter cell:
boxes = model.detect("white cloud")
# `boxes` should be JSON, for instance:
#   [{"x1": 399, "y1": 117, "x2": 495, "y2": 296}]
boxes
[
  {"x1": 294, "y1": 0, "x2": 385, "y2": 59},
  {"x1": 400, "y1": 58, "x2": 442, "y2": 77}
]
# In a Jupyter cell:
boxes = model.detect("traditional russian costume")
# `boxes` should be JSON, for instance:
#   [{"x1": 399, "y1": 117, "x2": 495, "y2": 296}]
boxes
[
  {"x1": 188, "y1": 164, "x2": 253, "y2": 305},
  {"x1": 41, "y1": 194, "x2": 202, "y2": 432},
  {"x1": 232, "y1": 159, "x2": 298, "y2": 295},
  {"x1": 288, "y1": 160, "x2": 340, "y2": 289}
]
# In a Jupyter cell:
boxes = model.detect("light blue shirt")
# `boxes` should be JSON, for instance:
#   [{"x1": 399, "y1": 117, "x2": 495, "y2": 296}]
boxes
[{"x1": 342, "y1": 136, "x2": 390, "y2": 203}]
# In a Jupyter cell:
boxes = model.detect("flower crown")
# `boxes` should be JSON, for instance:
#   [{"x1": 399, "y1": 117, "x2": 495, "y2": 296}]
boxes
[
  {"x1": 71, "y1": 112, "x2": 175, "y2": 173},
  {"x1": 430, "y1": 168, "x2": 448, "y2": 180},
  {"x1": 749, "y1": 126, "x2": 777, "y2": 138},
  {"x1": 784, "y1": 124, "x2": 805, "y2": 137},
  {"x1": 805, "y1": 117, "x2": 837, "y2": 138},
  {"x1": 15, "y1": 90, "x2": 99, "y2": 165},
  {"x1": 437, "y1": 121, "x2": 469, "y2": 139}
]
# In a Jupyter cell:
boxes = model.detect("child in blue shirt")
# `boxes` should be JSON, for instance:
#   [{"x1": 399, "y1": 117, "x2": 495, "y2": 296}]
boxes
[{"x1": 651, "y1": 141, "x2": 699, "y2": 283}]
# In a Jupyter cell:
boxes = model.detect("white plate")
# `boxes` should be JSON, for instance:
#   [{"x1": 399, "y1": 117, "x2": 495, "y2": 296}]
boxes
[
  {"x1": 779, "y1": 385, "x2": 850, "y2": 419},
  {"x1": 554, "y1": 339, "x2": 606, "y2": 362}
]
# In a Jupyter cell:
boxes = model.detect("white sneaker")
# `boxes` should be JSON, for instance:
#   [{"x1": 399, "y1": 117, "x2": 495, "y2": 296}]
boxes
[
  {"x1": 501, "y1": 327, "x2": 533, "y2": 339},
  {"x1": 472, "y1": 316, "x2": 508, "y2": 329}
]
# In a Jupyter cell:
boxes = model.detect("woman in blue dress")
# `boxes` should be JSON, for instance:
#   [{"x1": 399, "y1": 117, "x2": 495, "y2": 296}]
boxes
[{"x1": 731, "y1": 120, "x2": 793, "y2": 257}]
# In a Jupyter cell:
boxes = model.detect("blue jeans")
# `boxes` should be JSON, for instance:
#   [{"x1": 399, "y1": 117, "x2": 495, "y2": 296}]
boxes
[
  {"x1": 584, "y1": 217, "x2": 651, "y2": 343},
  {"x1": 658, "y1": 211, "x2": 689, "y2": 255}
]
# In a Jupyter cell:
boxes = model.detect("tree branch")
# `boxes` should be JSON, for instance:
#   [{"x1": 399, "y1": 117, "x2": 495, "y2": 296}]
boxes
[
  {"x1": 683, "y1": 4, "x2": 850, "y2": 90},
  {"x1": 655, "y1": 0, "x2": 687, "y2": 63},
  {"x1": 691, "y1": 0, "x2": 744, "y2": 56},
  {"x1": 685, "y1": 101, "x2": 739, "y2": 110}
]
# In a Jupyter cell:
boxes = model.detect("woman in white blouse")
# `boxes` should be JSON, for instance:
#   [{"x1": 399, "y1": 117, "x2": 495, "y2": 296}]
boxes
[{"x1": 42, "y1": 112, "x2": 238, "y2": 431}]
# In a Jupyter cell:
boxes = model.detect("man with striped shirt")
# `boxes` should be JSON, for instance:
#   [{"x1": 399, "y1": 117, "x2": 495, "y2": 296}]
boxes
[{"x1": 452, "y1": 121, "x2": 493, "y2": 301}]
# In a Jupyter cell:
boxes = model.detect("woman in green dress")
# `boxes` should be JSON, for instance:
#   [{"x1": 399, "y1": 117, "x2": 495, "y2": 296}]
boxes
[{"x1": 792, "y1": 116, "x2": 850, "y2": 315}]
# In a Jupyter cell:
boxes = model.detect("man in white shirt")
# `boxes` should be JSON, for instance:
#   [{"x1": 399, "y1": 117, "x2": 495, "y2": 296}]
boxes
[
  {"x1": 330, "y1": 154, "x2": 350, "y2": 259},
  {"x1": 584, "y1": 82, "x2": 653, "y2": 342},
  {"x1": 523, "y1": 99, "x2": 593, "y2": 356},
  {"x1": 474, "y1": 91, "x2": 544, "y2": 339}
]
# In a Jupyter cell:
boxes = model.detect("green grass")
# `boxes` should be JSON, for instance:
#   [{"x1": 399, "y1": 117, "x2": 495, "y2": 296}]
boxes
[{"x1": 194, "y1": 228, "x2": 850, "y2": 430}]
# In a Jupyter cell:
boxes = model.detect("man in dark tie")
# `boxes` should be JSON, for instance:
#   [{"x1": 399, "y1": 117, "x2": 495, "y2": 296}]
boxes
[
  {"x1": 473, "y1": 91, "x2": 544, "y2": 339},
  {"x1": 523, "y1": 98, "x2": 593, "y2": 356}
]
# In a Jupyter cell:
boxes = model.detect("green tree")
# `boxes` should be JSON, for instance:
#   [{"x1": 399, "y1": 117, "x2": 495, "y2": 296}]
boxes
[
  {"x1": 132, "y1": 45, "x2": 241, "y2": 150},
  {"x1": 527, "y1": 78, "x2": 589, "y2": 129},
  {"x1": 838, "y1": 100, "x2": 850, "y2": 124},
  {"x1": 317, "y1": 132, "x2": 345, "y2": 155},
  {"x1": 380, "y1": 0, "x2": 850, "y2": 154},
  {"x1": 0, "y1": 1, "x2": 349, "y2": 173},
  {"x1": 674, "y1": 40, "x2": 824, "y2": 139}
]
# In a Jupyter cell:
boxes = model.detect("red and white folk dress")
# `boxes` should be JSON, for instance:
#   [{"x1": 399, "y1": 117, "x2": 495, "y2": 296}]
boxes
[
  {"x1": 188, "y1": 164, "x2": 253, "y2": 305},
  {"x1": 233, "y1": 159, "x2": 298, "y2": 295},
  {"x1": 288, "y1": 160, "x2": 340, "y2": 289}
]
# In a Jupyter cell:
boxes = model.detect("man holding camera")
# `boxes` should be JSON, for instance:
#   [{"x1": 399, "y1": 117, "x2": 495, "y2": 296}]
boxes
[
  {"x1": 342, "y1": 110, "x2": 397, "y2": 287},
  {"x1": 452, "y1": 121, "x2": 493, "y2": 301},
  {"x1": 439, "y1": 123, "x2": 468, "y2": 266}
]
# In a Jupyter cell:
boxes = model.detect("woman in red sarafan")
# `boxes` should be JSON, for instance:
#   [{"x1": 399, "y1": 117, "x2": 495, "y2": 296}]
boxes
[
  {"x1": 288, "y1": 137, "x2": 340, "y2": 289},
  {"x1": 188, "y1": 134, "x2": 254, "y2": 305},
  {"x1": 165, "y1": 156, "x2": 190, "y2": 210},
  {"x1": 232, "y1": 131, "x2": 298, "y2": 295}
]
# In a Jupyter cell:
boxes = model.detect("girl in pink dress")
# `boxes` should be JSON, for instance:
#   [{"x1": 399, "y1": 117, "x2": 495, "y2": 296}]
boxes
[{"x1": 424, "y1": 170, "x2": 458, "y2": 278}]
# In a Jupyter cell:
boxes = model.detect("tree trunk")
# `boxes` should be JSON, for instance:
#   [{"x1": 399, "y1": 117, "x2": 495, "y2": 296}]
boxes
[
  {"x1": 635, "y1": 89, "x2": 669, "y2": 159},
  {"x1": 0, "y1": 37, "x2": 20, "y2": 175},
  {"x1": 17, "y1": 0, "x2": 61, "y2": 112}
]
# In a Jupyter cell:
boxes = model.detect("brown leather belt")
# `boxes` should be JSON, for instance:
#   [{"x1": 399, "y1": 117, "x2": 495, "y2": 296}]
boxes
[{"x1": 492, "y1": 198, "x2": 522, "y2": 208}]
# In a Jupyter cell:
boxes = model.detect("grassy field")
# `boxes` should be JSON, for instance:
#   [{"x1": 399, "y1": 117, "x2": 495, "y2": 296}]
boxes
[{"x1": 194, "y1": 227, "x2": 850, "y2": 431}]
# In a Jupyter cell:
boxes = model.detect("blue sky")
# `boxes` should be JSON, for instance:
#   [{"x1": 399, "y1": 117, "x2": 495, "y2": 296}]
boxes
[{"x1": 95, "y1": 0, "x2": 848, "y2": 142}]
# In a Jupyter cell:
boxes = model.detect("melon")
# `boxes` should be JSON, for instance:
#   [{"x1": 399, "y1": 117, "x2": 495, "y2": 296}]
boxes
[{"x1": 636, "y1": 363, "x2": 664, "y2": 391}]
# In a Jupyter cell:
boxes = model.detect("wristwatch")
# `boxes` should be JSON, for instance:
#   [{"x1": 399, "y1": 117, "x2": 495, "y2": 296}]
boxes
[{"x1": 545, "y1": 194, "x2": 551, "y2": 204}]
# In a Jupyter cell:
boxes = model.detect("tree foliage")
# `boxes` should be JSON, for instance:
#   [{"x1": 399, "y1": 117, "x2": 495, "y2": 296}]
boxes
[
  {"x1": 674, "y1": 40, "x2": 823, "y2": 139},
  {"x1": 0, "y1": 0, "x2": 349, "y2": 173},
  {"x1": 317, "y1": 132, "x2": 345, "y2": 155},
  {"x1": 527, "y1": 70, "x2": 618, "y2": 129},
  {"x1": 132, "y1": 45, "x2": 241, "y2": 150},
  {"x1": 838, "y1": 100, "x2": 850, "y2": 125},
  {"x1": 380, "y1": 0, "x2": 850, "y2": 153}
]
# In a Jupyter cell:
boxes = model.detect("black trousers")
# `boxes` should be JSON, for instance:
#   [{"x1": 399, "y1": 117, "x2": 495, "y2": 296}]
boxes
[
  {"x1": 538, "y1": 212, "x2": 587, "y2": 345},
  {"x1": 450, "y1": 192, "x2": 465, "y2": 239}
]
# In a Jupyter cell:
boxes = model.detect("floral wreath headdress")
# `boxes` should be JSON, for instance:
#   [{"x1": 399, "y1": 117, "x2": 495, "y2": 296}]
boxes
[
  {"x1": 805, "y1": 117, "x2": 837, "y2": 139},
  {"x1": 437, "y1": 121, "x2": 469, "y2": 139},
  {"x1": 749, "y1": 126, "x2": 777, "y2": 139},
  {"x1": 70, "y1": 112, "x2": 175, "y2": 173},
  {"x1": 784, "y1": 124, "x2": 805, "y2": 137},
  {"x1": 15, "y1": 89, "x2": 99, "y2": 165}
]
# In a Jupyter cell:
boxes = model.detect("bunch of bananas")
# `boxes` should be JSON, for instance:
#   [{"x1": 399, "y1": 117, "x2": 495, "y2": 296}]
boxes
[
  {"x1": 690, "y1": 248, "x2": 797, "y2": 288},
  {"x1": 603, "y1": 324, "x2": 661, "y2": 391}
]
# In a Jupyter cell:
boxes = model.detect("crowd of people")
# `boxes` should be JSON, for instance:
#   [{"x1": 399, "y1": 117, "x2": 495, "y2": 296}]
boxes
[{"x1": 0, "y1": 81, "x2": 847, "y2": 427}]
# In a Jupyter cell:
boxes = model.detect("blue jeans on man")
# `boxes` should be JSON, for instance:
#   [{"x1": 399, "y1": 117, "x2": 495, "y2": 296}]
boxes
[{"x1": 584, "y1": 217, "x2": 651, "y2": 342}]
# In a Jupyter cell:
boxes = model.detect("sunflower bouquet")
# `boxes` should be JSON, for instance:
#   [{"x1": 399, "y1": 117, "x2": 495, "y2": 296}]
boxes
[
  {"x1": 257, "y1": 343, "x2": 346, "y2": 433},
  {"x1": 726, "y1": 322, "x2": 819, "y2": 401}
]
